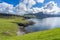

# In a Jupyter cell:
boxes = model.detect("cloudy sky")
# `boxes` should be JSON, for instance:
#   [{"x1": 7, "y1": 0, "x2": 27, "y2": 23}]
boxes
[{"x1": 0, "y1": 0, "x2": 60, "y2": 15}]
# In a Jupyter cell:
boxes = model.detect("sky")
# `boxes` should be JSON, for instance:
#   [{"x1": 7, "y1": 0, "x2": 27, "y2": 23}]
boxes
[
  {"x1": 0, "y1": 0, "x2": 60, "y2": 15},
  {"x1": 0, "y1": 0, "x2": 60, "y2": 7},
  {"x1": 0, "y1": 0, "x2": 19, "y2": 6}
]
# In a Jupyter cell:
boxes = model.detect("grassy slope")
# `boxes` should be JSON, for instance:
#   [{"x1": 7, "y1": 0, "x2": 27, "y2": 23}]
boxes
[
  {"x1": 0, "y1": 17, "x2": 28, "y2": 40},
  {"x1": 0, "y1": 17, "x2": 60, "y2": 40},
  {"x1": 10, "y1": 28, "x2": 60, "y2": 40}
]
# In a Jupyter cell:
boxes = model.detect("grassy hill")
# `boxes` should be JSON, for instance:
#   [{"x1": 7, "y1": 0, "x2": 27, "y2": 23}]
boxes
[
  {"x1": 9, "y1": 28, "x2": 60, "y2": 40},
  {"x1": 0, "y1": 17, "x2": 28, "y2": 40}
]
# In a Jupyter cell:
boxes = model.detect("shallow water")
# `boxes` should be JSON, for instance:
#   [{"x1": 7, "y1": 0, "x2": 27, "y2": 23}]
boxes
[{"x1": 25, "y1": 17, "x2": 60, "y2": 32}]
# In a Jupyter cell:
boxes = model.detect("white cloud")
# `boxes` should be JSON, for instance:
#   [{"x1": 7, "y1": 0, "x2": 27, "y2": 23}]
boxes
[
  {"x1": 0, "y1": 0, "x2": 44, "y2": 15},
  {"x1": 0, "y1": 1, "x2": 60, "y2": 15},
  {"x1": 23, "y1": 0, "x2": 36, "y2": 8},
  {"x1": 32, "y1": 7, "x2": 42, "y2": 13},
  {"x1": 15, "y1": 0, "x2": 36, "y2": 15},
  {"x1": 36, "y1": 0, "x2": 44, "y2": 3},
  {"x1": 15, "y1": 0, "x2": 45, "y2": 15},
  {"x1": 15, "y1": 3, "x2": 27, "y2": 15},
  {"x1": 42, "y1": 1, "x2": 60, "y2": 14},
  {"x1": 0, "y1": 2, "x2": 14, "y2": 13},
  {"x1": 30, "y1": 1, "x2": 60, "y2": 14},
  {"x1": 17, "y1": 0, "x2": 60, "y2": 15},
  {"x1": 27, "y1": 0, "x2": 36, "y2": 8}
]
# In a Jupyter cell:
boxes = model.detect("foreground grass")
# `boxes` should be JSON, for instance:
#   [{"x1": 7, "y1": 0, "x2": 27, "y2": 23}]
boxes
[
  {"x1": 9, "y1": 28, "x2": 60, "y2": 40},
  {"x1": 0, "y1": 17, "x2": 28, "y2": 40},
  {"x1": 0, "y1": 17, "x2": 60, "y2": 40}
]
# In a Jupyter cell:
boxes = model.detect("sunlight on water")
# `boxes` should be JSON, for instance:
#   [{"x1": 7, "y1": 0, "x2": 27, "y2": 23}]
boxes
[
  {"x1": 25, "y1": 17, "x2": 60, "y2": 32},
  {"x1": 43, "y1": 17, "x2": 60, "y2": 28}
]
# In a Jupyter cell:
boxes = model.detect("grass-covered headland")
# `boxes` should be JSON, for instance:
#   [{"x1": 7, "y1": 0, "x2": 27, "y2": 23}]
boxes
[
  {"x1": 0, "y1": 13, "x2": 60, "y2": 40},
  {"x1": 0, "y1": 16, "x2": 29, "y2": 40}
]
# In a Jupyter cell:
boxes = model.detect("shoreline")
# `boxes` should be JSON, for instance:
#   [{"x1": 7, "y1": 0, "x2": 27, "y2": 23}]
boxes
[{"x1": 16, "y1": 21, "x2": 35, "y2": 35}]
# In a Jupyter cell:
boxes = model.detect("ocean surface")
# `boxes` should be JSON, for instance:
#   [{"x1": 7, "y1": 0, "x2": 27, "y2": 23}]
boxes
[{"x1": 25, "y1": 17, "x2": 60, "y2": 32}]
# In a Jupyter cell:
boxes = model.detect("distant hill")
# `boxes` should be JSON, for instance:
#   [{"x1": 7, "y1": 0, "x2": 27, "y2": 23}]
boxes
[
  {"x1": 0, "y1": 13, "x2": 21, "y2": 17},
  {"x1": 24, "y1": 12, "x2": 60, "y2": 19},
  {"x1": 34, "y1": 12, "x2": 60, "y2": 19}
]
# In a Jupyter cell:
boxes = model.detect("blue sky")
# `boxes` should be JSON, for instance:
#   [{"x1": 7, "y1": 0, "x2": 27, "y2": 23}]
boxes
[
  {"x1": 0, "y1": 0, "x2": 19, "y2": 6},
  {"x1": 33, "y1": 0, "x2": 60, "y2": 8},
  {"x1": 0, "y1": 0, "x2": 60, "y2": 7},
  {"x1": 0, "y1": 0, "x2": 60, "y2": 15}
]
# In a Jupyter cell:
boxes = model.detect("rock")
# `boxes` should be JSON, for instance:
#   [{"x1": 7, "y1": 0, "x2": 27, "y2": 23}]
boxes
[
  {"x1": 16, "y1": 21, "x2": 35, "y2": 36},
  {"x1": 17, "y1": 31, "x2": 25, "y2": 36}
]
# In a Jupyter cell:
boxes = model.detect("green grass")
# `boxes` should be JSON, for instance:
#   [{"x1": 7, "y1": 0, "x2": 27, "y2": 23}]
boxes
[
  {"x1": 9, "y1": 28, "x2": 60, "y2": 40},
  {"x1": 0, "y1": 17, "x2": 60, "y2": 40},
  {"x1": 0, "y1": 17, "x2": 28, "y2": 40}
]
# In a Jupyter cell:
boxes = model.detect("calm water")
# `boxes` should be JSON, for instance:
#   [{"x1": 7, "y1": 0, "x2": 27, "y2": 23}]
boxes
[{"x1": 25, "y1": 17, "x2": 60, "y2": 32}]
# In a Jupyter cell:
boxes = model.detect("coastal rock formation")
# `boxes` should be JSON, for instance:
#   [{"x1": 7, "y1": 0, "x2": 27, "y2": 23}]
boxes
[{"x1": 17, "y1": 21, "x2": 35, "y2": 35}]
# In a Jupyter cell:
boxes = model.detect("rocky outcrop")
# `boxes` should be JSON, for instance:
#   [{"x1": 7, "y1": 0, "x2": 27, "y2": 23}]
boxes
[
  {"x1": 17, "y1": 21, "x2": 34, "y2": 27},
  {"x1": 17, "y1": 21, "x2": 35, "y2": 35}
]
